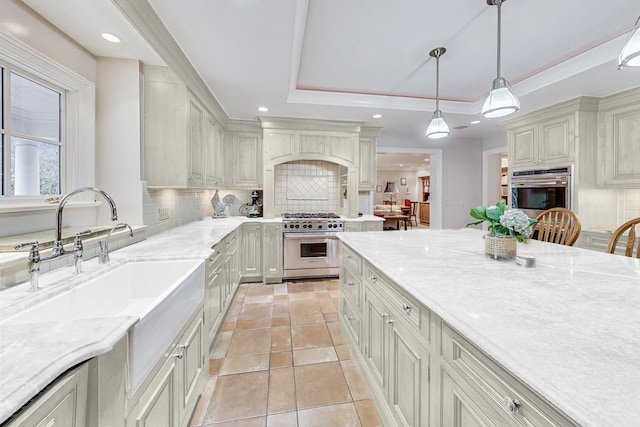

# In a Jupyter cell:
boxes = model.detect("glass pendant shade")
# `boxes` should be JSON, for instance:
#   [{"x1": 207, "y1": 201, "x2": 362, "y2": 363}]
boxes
[
  {"x1": 619, "y1": 18, "x2": 640, "y2": 68},
  {"x1": 426, "y1": 110, "x2": 450, "y2": 139},
  {"x1": 482, "y1": 77, "x2": 520, "y2": 118}
]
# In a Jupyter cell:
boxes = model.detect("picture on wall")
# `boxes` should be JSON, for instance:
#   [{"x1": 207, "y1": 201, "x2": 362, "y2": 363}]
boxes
[
  {"x1": 376, "y1": 185, "x2": 382, "y2": 193},
  {"x1": 400, "y1": 178, "x2": 407, "y2": 186}
]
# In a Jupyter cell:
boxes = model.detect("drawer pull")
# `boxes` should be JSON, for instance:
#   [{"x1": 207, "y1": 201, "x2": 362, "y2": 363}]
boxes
[
  {"x1": 174, "y1": 350, "x2": 184, "y2": 359},
  {"x1": 387, "y1": 319, "x2": 394, "y2": 324},
  {"x1": 505, "y1": 398, "x2": 521, "y2": 413},
  {"x1": 347, "y1": 316, "x2": 355, "y2": 320},
  {"x1": 348, "y1": 282, "x2": 356, "y2": 286},
  {"x1": 371, "y1": 275, "x2": 377, "y2": 281},
  {"x1": 402, "y1": 303, "x2": 411, "y2": 312}
]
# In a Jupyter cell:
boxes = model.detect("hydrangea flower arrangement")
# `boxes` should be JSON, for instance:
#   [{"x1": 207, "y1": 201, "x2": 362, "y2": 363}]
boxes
[{"x1": 466, "y1": 199, "x2": 537, "y2": 242}]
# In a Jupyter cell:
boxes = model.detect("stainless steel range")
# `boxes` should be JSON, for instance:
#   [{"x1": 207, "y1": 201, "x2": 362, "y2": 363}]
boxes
[{"x1": 282, "y1": 213, "x2": 344, "y2": 279}]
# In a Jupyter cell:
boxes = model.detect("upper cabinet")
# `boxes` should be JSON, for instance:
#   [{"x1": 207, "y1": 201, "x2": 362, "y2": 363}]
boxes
[
  {"x1": 358, "y1": 127, "x2": 379, "y2": 190},
  {"x1": 144, "y1": 65, "x2": 225, "y2": 188},
  {"x1": 598, "y1": 88, "x2": 640, "y2": 187},
  {"x1": 227, "y1": 129, "x2": 262, "y2": 189}
]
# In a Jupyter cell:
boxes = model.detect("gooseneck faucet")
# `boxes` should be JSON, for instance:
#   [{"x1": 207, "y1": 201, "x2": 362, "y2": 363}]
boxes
[
  {"x1": 99, "y1": 223, "x2": 134, "y2": 264},
  {"x1": 52, "y1": 187, "x2": 118, "y2": 257}
]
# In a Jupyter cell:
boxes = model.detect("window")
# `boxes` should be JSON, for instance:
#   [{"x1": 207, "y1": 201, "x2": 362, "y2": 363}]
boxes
[{"x1": 1, "y1": 66, "x2": 64, "y2": 196}]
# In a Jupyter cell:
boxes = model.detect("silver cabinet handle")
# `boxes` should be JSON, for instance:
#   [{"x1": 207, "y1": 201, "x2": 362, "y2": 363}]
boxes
[
  {"x1": 387, "y1": 319, "x2": 394, "y2": 324},
  {"x1": 402, "y1": 303, "x2": 411, "y2": 312},
  {"x1": 505, "y1": 398, "x2": 521, "y2": 413},
  {"x1": 347, "y1": 316, "x2": 355, "y2": 320},
  {"x1": 174, "y1": 350, "x2": 184, "y2": 359},
  {"x1": 347, "y1": 282, "x2": 355, "y2": 286},
  {"x1": 371, "y1": 275, "x2": 377, "y2": 281}
]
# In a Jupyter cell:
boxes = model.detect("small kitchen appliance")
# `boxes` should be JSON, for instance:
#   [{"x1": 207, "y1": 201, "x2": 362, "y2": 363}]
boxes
[{"x1": 239, "y1": 190, "x2": 263, "y2": 218}]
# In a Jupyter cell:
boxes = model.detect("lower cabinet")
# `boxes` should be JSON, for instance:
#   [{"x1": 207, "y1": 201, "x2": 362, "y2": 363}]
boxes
[
  {"x1": 240, "y1": 222, "x2": 262, "y2": 282},
  {"x1": 205, "y1": 249, "x2": 224, "y2": 350},
  {"x1": 340, "y1": 243, "x2": 579, "y2": 427},
  {"x1": 361, "y1": 286, "x2": 430, "y2": 427},
  {"x1": 419, "y1": 202, "x2": 430, "y2": 225},
  {"x1": 5, "y1": 364, "x2": 88, "y2": 427},
  {"x1": 126, "y1": 311, "x2": 205, "y2": 427},
  {"x1": 262, "y1": 223, "x2": 282, "y2": 283}
]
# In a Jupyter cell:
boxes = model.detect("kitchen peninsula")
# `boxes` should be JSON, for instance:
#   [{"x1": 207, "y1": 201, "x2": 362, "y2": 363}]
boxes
[{"x1": 338, "y1": 229, "x2": 640, "y2": 427}]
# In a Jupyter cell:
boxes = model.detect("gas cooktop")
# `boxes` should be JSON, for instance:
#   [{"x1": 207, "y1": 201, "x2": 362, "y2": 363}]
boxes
[{"x1": 282, "y1": 213, "x2": 341, "y2": 219}]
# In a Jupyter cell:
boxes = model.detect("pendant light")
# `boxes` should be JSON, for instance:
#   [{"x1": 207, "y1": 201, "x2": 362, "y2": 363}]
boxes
[
  {"x1": 426, "y1": 47, "x2": 450, "y2": 139},
  {"x1": 618, "y1": 15, "x2": 640, "y2": 68},
  {"x1": 482, "y1": 0, "x2": 520, "y2": 119}
]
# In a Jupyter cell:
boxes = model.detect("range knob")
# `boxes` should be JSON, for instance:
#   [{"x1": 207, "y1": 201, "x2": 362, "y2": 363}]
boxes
[
  {"x1": 318, "y1": 225, "x2": 323, "y2": 229},
  {"x1": 295, "y1": 224, "x2": 300, "y2": 229}
]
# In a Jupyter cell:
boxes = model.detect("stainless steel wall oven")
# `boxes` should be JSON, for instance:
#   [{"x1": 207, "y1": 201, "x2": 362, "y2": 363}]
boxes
[{"x1": 510, "y1": 166, "x2": 573, "y2": 218}]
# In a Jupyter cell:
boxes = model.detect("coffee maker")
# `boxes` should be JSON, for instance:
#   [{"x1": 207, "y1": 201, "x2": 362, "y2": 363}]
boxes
[{"x1": 240, "y1": 190, "x2": 263, "y2": 217}]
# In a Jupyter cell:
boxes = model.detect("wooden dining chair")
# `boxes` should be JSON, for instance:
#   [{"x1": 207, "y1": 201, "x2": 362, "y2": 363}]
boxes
[
  {"x1": 408, "y1": 201, "x2": 418, "y2": 227},
  {"x1": 532, "y1": 208, "x2": 581, "y2": 246},
  {"x1": 606, "y1": 217, "x2": 640, "y2": 257}
]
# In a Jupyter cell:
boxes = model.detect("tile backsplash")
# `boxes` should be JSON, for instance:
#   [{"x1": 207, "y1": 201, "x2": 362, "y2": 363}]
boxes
[
  {"x1": 275, "y1": 161, "x2": 340, "y2": 213},
  {"x1": 618, "y1": 188, "x2": 640, "y2": 225}
]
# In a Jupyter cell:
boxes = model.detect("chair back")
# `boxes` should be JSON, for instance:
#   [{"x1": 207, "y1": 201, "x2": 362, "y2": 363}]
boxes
[
  {"x1": 404, "y1": 199, "x2": 411, "y2": 207},
  {"x1": 532, "y1": 208, "x2": 581, "y2": 246},
  {"x1": 607, "y1": 217, "x2": 640, "y2": 257}
]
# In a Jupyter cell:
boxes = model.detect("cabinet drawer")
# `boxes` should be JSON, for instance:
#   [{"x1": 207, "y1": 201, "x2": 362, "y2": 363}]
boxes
[
  {"x1": 340, "y1": 266, "x2": 362, "y2": 308},
  {"x1": 441, "y1": 323, "x2": 577, "y2": 427},
  {"x1": 365, "y1": 264, "x2": 430, "y2": 343},
  {"x1": 341, "y1": 244, "x2": 362, "y2": 274},
  {"x1": 340, "y1": 296, "x2": 361, "y2": 346}
]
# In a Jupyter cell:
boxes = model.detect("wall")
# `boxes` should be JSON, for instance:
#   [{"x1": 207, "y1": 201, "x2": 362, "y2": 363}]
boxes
[
  {"x1": 378, "y1": 132, "x2": 482, "y2": 229},
  {"x1": 95, "y1": 57, "x2": 144, "y2": 225},
  {"x1": 375, "y1": 170, "x2": 421, "y2": 206},
  {"x1": 618, "y1": 189, "x2": 640, "y2": 226}
]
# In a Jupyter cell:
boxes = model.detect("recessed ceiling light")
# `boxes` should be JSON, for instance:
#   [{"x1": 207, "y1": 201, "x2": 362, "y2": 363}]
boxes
[
  {"x1": 258, "y1": 106, "x2": 269, "y2": 112},
  {"x1": 101, "y1": 33, "x2": 121, "y2": 43},
  {"x1": 424, "y1": 159, "x2": 429, "y2": 162},
  {"x1": 372, "y1": 114, "x2": 382, "y2": 119},
  {"x1": 470, "y1": 120, "x2": 481, "y2": 124},
  {"x1": 399, "y1": 164, "x2": 404, "y2": 167}
]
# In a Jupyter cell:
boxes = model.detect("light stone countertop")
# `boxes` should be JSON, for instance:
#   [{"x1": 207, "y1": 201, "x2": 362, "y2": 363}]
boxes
[
  {"x1": 338, "y1": 229, "x2": 640, "y2": 427},
  {"x1": 0, "y1": 215, "x2": 273, "y2": 424}
]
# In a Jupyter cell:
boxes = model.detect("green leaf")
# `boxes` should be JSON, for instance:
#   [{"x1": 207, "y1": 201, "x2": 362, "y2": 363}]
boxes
[
  {"x1": 465, "y1": 219, "x2": 484, "y2": 227},
  {"x1": 469, "y1": 206, "x2": 487, "y2": 221},
  {"x1": 486, "y1": 208, "x2": 502, "y2": 223},
  {"x1": 496, "y1": 199, "x2": 506, "y2": 213}
]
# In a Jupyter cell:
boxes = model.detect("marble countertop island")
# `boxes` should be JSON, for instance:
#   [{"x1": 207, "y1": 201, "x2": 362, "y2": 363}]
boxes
[{"x1": 338, "y1": 229, "x2": 640, "y2": 427}]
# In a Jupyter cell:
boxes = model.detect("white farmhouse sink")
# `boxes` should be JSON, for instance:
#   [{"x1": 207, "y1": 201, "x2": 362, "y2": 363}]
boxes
[{"x1": 3, "y1": 259, "x2": 205, "y2": 393}]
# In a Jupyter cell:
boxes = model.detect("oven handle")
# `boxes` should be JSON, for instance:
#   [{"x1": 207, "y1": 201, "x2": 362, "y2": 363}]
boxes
[
  {"x1": 283, "y1": 232, "x2": 340, "y2": 240},
  {"x1": 511, "y1": 179, "x2": 568, "y2": 187}
]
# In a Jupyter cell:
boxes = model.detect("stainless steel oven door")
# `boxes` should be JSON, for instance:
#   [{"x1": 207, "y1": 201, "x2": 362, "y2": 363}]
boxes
[
  {"x1": 511, "y1": 173, "x2": 572, "y2": 218},
  {"x1": 283, "y1": 232, "x2": 339, "y2": 278}
]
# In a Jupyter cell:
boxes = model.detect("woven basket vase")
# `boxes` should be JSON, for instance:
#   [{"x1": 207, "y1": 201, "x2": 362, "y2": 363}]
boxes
[{"x1": 484, "y1": 234, "x2": 517, "y2": 261}]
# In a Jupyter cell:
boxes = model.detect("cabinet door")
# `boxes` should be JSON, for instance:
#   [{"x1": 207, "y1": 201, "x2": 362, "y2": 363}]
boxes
[
  {"x1": 419, "y1": 203, "x2": 430, "y2": 225},
  {"x1": 508, "y1": 124, "x2": 538, "y2": 169},
  {"x1": 262, "y1": 224, "x2": 283, "y2": 283},
  {"x1": 7, "y1": 364, "x2": 88, "y2": 427},
  {"x1": 187, "y1": 97, "x2": 205, "y2": 187},
  {"x1": 363, "y1": 290, "x2": 390, "y2": 393},
  {"x1": 205, "y1": 115, "x2": 224, "y2": 187},
  {"x1": 130, "y1": 357, "x2": 179, "y2": 427},
  {"x1": 539, "y1": 115, "x2": 575, "y2": 166},
  {"x1": 241, "y1": 223, "x2": 262, "y2": 281},
  {"x1": 231, "y1": 133, "x2": 262, "y2": 188},
  {"x1": 327, "y1": 135, "x2": 357, "y2": 164},
  {"x1": 178, "y1": 316, "x2": 204, "y2": 425},
  {"x1": 388, "y1": 319, "x2": 430, "y2": 427},
  {"x1": 359, "y1": 138, "x2": 376, "y2": 190},
  {"x1": 601, "y1": 103, "x2": 640, "y2": 186},
  {"x1": 206, "y1": 255, "x2": 223, "y2": 349}
]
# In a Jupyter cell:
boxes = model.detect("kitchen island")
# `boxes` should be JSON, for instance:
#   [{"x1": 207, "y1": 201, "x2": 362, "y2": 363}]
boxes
[{"x1": 338, "y1": 228, "x2": 640, "y2": 427}]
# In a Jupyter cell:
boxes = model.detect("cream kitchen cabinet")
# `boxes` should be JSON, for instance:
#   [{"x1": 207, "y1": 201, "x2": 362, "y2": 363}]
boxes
[
  {"x1": 144, "y1": 65, "x2": 224, "y2": 188},
  {"x1": 598, "y1": 88, "x2": 640, "y2": 187},
  {"x1": 262, "y1": 223, "x2": 282, "y2": 284},
  {"x1": 358, "y1": 127, "x2": 379, "y2": 190},
  {"x1": 344, "y1": 221, "x2": 362, "y2": 232},
  {"x1": 240, "y1": 222, "x2": 262, "y2": 282},
  {"x1": 205, "y1": 114, "x2": 225, "y2": 187},
  {"x1": 362, "y1": 220, "x2": 383, "y2": 232},
  {"x1": 6, "y1": 364, "x2": 88, "y2": 427},
  {"x1": 228, "y1": 131, "x2": 262, "y2": 189},
  {"x1": 126, "y1": 308, "x2": 205, "y2": 427},
  {"x1": 508, "y1": 114, "x2": 575, "y2": 170},
  {"x1": 205, "y1": 247, "x2": 224, "y2": 350}
]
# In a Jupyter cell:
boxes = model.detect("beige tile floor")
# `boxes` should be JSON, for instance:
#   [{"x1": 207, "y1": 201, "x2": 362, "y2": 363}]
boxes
[{"x1": 190, "y1": 279, "x2": 383, "y2": 427}]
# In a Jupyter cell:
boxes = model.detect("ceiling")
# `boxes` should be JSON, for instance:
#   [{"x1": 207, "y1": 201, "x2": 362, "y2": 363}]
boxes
[{"x1": 21, "y1": 0, "x2": 640, "y2": 141}]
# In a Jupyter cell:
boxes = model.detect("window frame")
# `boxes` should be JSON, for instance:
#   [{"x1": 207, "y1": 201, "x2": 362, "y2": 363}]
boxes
[
  {"x1": 1, "y1": 65, "x2": 66, "y2": 196},
  {"x1": 0, "y1": 32, "x2": 95, "y2": 210}
]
